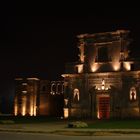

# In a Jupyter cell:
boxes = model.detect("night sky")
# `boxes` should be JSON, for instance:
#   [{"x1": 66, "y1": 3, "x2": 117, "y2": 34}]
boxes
[{"x1": 0, "y1": 5, "x2": 140, "y2": 113}]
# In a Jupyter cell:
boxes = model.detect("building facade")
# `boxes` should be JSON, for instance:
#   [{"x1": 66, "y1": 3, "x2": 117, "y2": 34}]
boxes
[
  {"x1": 14, "y1": 78, "x2": 64, "y2": 117},
  {"x1": 62, "y1": 30, "x2": 140, "y2": 119}
]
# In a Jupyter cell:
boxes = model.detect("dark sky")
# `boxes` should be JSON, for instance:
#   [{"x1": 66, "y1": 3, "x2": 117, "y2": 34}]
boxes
[{"x1": 1, "y1": 5, "x2": 140, "y2": 113}]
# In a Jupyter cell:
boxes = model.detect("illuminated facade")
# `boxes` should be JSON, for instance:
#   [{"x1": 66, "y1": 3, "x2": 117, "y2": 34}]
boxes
[
  {"x1": 14, "y1": 78, "x2": 64, "y2": 116},
  {"x1": 62, "y1": 30, "x2": 140, "y2": 119}
]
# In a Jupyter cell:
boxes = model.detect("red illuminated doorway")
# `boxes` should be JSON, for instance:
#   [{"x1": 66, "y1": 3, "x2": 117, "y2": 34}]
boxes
[{"x1": 98, "y1": 96, "x2": 110, "y2": 119}]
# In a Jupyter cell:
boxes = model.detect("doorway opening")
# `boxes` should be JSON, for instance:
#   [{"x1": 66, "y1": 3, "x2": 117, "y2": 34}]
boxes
[{"x1": 98, "y1": 96, "x2": 110, "y2": 119}]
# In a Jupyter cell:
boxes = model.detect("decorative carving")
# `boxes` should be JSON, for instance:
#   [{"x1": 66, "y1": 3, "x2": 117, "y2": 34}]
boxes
[
  {"x1": 78, "y1": 43, "x2": 85, "y2": 63},
  {"x1": 95, "y1": 79, "x2": 111, "y2": 91}
]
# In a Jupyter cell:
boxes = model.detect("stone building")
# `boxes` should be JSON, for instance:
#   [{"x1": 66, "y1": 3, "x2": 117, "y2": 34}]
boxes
[
  {"x1": 14, "y1": 78, "x2": 64, "y2": 117},
  {"x1": 62, "y1": 30, "x2": 140, "y2": 119}
]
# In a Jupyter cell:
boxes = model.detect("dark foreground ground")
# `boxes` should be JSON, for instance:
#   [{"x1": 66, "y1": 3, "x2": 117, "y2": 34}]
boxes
[
  {"x1": 1, "y1": 132, "x2": 140, "y2": 140},
  {"x1": 1, "y1": 116, "x2": 140, "y2": 129},
  {"x1": 1, "y1": 116, "x2": 140, "y2": 136}
]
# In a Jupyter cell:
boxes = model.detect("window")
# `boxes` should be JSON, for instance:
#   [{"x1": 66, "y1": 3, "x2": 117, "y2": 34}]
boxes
[
  {"x1": 73, "y1": 88, "x2": 80, "y2": 102},
  {"x1": 130, "y1": 87, "x2": 137, "y2": 101},
  {"x1": 98, "y1": 47, "x2": 109, "y2": 62}
]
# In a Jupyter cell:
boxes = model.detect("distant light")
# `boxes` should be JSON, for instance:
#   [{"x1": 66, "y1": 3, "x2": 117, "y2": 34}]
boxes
[
  {"x1": 22, "y1": 96, "x2": 26, "y2": 116},
  {"x1": 105, "y1": 87, "x2": 108, "y2": 90},
  {"x1": 14, "y1": 97, "x2": 18, "y2": 116},
  {"x1": 30, "y1": 107, "x2": 33, "y2": 116},
  {"x1": 22, "y1": 106, "x2": 26, "y2": 116},
  {"x1": 124, "y1": 62, "x2": 131, "y2": 71},
  {"x1": 22, "y1": 91, "x2": 27, "y2": 94},
  {"x1": 50, "y1": 92, "x2": 55, "y2": 95},
  {"x1": 34, "y1": 106, "x2": 37, "y2": 116},
  {"x1": 97, "y1": 111, "x2": 100, "y2": 119},
  {"x1": 96, "y1": 79, "x2": 110, "y2": 91},
  {"x1": 113, "y1": 62, "x2": 120, "y2": 71},
  {"x1": 76, "y1": 64, "x2": 83, "y2": 73},
  {"x1": 91, "y1": 63, "x2": 99, "y2": 72},
  {"x1": 14, "y1": 105, "x2": 18, "y2": 116},
  {"x1": 101, "y1": 85, "x2": 105, "y2": 90},
  {"x1": 64, "y1": 108, "x2": 69, "y2": 118},
  {"x1": 27, "y1": 78, "x2": 39, "y2": 81}
]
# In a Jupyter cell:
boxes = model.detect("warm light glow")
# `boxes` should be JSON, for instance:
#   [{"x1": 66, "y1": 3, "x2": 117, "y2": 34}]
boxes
[
  {"x1": 14, "y1": 105, "x2": 18, "y2": 116},
  {"x1": 79, "y1": 54, "x2": 85, "y2": 63},
  {"x1": 77, "y1": 64, "x2": 83, "y2": 73},
  {"x1": 102, "y1": 79, "x2": 105, "y2": 85},
  {"x1": 124, "y1": 62, "x2": 131, "y2": 71},
  {"x1": 101, "y1": 79, "x2": 105, "y2": 90},
  {"x1": 64, "y1": 108, "x2": 69, "y2": 118},
  {"x1": 30, "y1": 107, "x2": 33, "y2": 116},
  {"x1": 105, "y1": 87, "x2": 108, "y2": 90},
  {"x1": 30, "y1": 96, "x2": 34, "y2": 116},
  {"x1": 33, "y1": 95, "x2": 37, "y2": 116},
  {"x1": 61, "y1": 74, "x2": 70, "y2": 78},
  {"x1": 96, "y1": 79, "x2": 110, "y2": 91},
  {"x1": 91, "y1": 63, "x2": 99, "y2": 72},
  {"x1": 33, "y1": 106, "x2": 37, "y2": 116},
  {"x1": 101, "y1": 85, "x2": 105, "y2": 90},
  {"x1": 78, "y1": 43, "x2": 85, "y2": 63},
  {"x1": 14, "y1": 97, "x2": 18, "y2": 116},
  {"x1": 73, "y1": 88, "x2": 80, "y2": 101},
  {"x1": 97, "y1": 111, "x2": 100, "y2": 119},
  {"x1": 130, "y1": 87, "x2": 137, "y2": 101},
  {"x1": 64, "y1": 99, "x2": 68, "y2": 106},
  {"x1": 22, "y1": 91, "x2": 27, "y2": 94},
  {"x1": 22, "y1": 96, "x2": 26, "y2": 116},
  {"x1": 30, "y1": 95, "x2": 36, "y2": 116},
  {"x1": 27, "y1": 78, "x2": 39, "y2": 80},
  {"x1": 22, "y1": 106, "x2": 26, "y2": 116},
  {"x1": 113, "y1": 62, "x2": 120, "y2": 71}
]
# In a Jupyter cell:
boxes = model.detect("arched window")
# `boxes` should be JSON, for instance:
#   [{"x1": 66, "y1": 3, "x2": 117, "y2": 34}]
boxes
[
  {"x1": 130, "y1": 87, "x2": 137, "y2": 101},
  {"x1": 51, "y1": 83, "x2": 56, "y2": 95},
  {"x1": 73, "y1": 88, "x2": 80, "y2": 102}
]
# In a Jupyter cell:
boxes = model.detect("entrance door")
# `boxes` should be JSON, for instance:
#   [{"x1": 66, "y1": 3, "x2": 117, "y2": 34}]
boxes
[{"x1": 98, "y1": 97, "x2": 110, "y2": 119}]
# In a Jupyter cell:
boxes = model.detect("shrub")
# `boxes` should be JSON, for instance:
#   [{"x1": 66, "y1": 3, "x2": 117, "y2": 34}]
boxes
[{"x1": 68, "y1": 121, "x2": 88, "y2": 128}]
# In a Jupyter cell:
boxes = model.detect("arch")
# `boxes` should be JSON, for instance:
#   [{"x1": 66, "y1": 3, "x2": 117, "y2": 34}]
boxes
[
  {"x1": 51, "y1": 83, "x2": 56, "y2": 95},
  {"x1": 73, "y1": 88, "x2": 80, "y2": 102},
  {"x1": 130, "y1": 86, "x2": 137, "y2": 101}
]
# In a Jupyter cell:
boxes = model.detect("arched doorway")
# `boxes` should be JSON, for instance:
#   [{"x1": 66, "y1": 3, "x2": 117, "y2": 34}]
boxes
[
  {"x1": 89, "y1": 79, "x2": 112, "y2": 120},
  {"x1": 97, "y1": 94, "x2": 110, "y2": 119}
]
